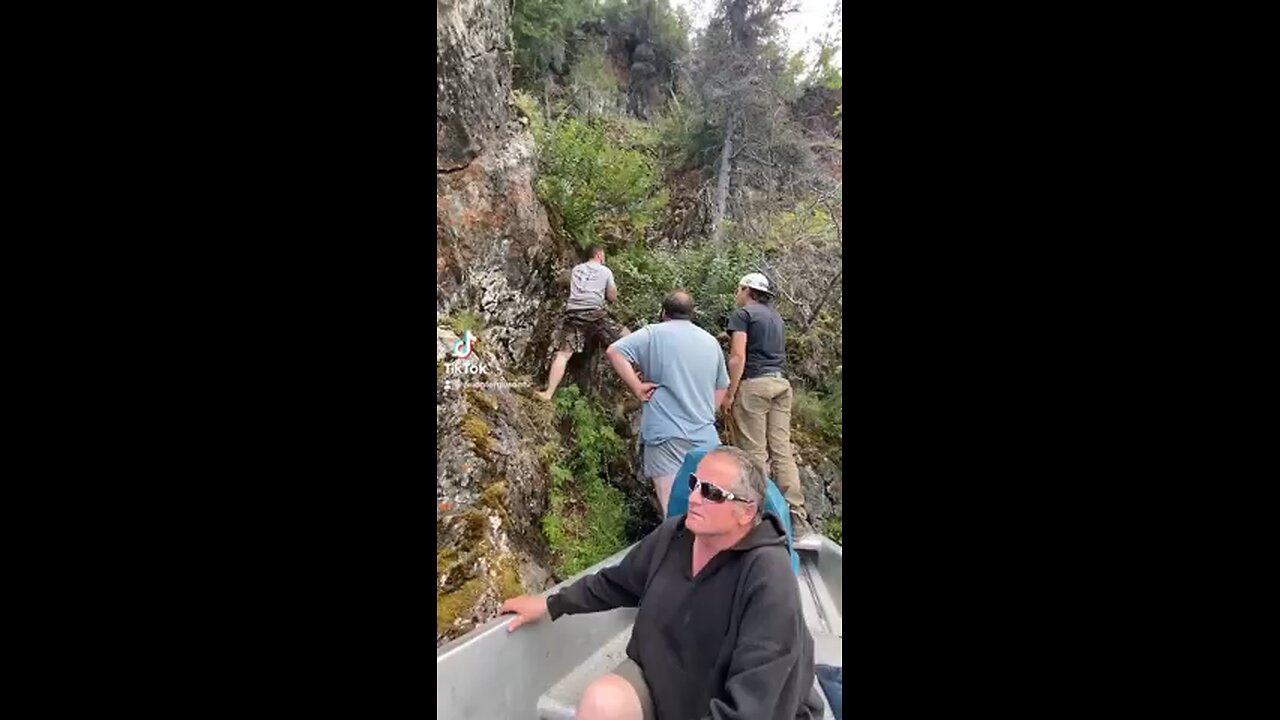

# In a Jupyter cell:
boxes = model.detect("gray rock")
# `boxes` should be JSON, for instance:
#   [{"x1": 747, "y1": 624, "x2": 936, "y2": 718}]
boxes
[
  {"x1": 437, "y1": 0, "x2": 513, "y2": 172},
  {"x1": 800, "y1": 464, "x2": 832, "y2": 523}
]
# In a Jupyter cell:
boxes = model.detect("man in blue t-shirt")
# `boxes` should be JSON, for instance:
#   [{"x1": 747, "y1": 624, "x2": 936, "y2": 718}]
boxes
[{"x1": 606, "y1": 291, "x2": 729, "y2": 515}]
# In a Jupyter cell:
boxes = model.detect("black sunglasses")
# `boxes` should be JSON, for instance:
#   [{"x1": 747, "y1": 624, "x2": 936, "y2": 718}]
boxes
[{"x1": 689, "y1": 474, "x2": 753, "y2": 504}]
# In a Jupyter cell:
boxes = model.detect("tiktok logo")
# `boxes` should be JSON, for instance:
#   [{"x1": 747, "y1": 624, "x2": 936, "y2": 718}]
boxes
[{"x1": 452, "y1": 329, "x2": 475, "y2": 359}]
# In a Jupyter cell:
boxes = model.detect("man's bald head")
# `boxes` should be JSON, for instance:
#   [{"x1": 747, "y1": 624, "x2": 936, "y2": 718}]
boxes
[{"x1": 662, "y1": 291, "x2": 694, "y2": 320}]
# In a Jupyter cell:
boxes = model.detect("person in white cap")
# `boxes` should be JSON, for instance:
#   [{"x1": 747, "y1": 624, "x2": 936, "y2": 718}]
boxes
[{"x1": 723, "y1": 272, "x2": 813, "y2": 538}]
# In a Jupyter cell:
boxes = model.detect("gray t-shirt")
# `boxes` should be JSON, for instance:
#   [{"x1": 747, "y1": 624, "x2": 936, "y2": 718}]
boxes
[
  {"x1": 565, "y1": 261, "x2": 616, "y2": 311},
  {"x1": 610, "y1": 320, "x2": 729, "y2": 446},
  {"x1": 727, "y1": 302, "x2": 786, "y2": 378}
]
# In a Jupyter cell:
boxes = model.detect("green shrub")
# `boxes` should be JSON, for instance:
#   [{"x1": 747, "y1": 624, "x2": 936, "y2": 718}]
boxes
[
  {"x1": 824, "y1": 517, "x2": 842, "y2": 545},
  {"x1": 448, "y1": 310, "x2": 486, "y2": 337},
  {"x1": 535, "y1": 117, "x2": 665, "y2": 248},
  {"x1": 512, "y1": 0, "x2": 592, "y2": 91},
  {"x1": 541, "y1": 385, "x2": 630, "y2": 577},
  {"x1": 792, "y1": 385, "x2": 841, "y2": 441},
  {"x1": 513, "y1": 89, "x2": 545, "y2": 138},
  {"x1": 609, "y1": 242, "x2": 757, "y2": 333}
]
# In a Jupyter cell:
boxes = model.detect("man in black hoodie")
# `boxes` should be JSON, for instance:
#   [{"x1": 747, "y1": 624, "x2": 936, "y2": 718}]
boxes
[{"x1": 500, "y1": 446, "x2": 823, "y2": 720}]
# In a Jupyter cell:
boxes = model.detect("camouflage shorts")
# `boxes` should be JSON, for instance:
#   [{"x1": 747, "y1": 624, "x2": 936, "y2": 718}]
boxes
[{"x1": 551, "y1": 308, "x2": 625, "y2": 353}]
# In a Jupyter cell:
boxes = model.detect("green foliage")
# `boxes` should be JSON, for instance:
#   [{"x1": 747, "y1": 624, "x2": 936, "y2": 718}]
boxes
[
  {"x1": 785, "y1": 49, "x2": 808, "y2": 86},
  {"x1": 792, "y1": 383, "x2": 842, "y2": 443},
  {"x1": 813, "y1": 43, "x2": 842, "y2": 90},
  {"x1": 751, "y1": 199, "x2": 837, "y2": 254},
  {"x1": 448, "y1": 310, "x2": 486, "y2": 337},
  {"x1": 755, "y1": 40, "x2": 805, "y2": 102},
  {"x1": 785, "y1": 310, "x2": 842, "y2": 408},
  {"x1": 808, "y1": 0, "x2": 842, "y2": 90},
  {"x1": 541, "y1": 385, "x2": 630, "y2": 577},
  {"x1": 554, "y1": 384, "x2": 624, "y2": 480},
  {"x1": 824, "y1": 517, "x2": 842, "y2": 545},
  {"x1": 513, "y1": 0, "x2": 591, "y2": 91},
  {"x1": 566, "y1": 41, "x2": 619, "y2": 116},
  {"x1": 535, "y1": 117, "x2": 666, "y2": 247},
  {"x1": 601, "y1": 0, "x2": 691, "y2": 87},
  {"x1": 609, "y1": 242, "x2": 758, "y2": 333},
  {"x1": 514, "y1": 0, "x2": 691, "y2": 120},
  {"x1": 653, "y1": 103, "x2": 713, "y2": 170},
  {"x1": 513, "y1": 89, "x2": 545, "y2": 138}
]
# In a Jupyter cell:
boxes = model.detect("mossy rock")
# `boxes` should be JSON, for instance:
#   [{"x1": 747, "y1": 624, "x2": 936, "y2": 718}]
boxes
[
  {"x1": 494, "y1": 553, "x2": 525, "y2": 601},
  {"x1": 461, "y1": 414, "x2": 493, "y2": 457},
  {"x1": 466, "y1": 388, "x2": 499, "y2": 414},
  {"x1": 437, "y1": 576, "x2": 486, "y2": 636},
  {"x1": 481, "y1": 481, "x2": 508, "y2": 510},
  {"x1": 436, "y1": 540, "x2": 529, "y2": 641},
  {"x1": 448, "y1": 311, "x2": 487, "y2": 336},
  {"x1": 461, "y1": 509, "x2": 487, "y2": 545}
]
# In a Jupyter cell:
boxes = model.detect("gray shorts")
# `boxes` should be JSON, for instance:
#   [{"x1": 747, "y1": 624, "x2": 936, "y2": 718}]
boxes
[
  {"x1": 642, "y1": 437, "x2": 697, "y2": 478},
  {"x1": 613, "y1": 657, "x2": 655, "y2": 720}
]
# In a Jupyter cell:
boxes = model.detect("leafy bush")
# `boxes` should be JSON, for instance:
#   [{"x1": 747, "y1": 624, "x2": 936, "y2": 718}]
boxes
[
  {"x1": 541, "y1": 385, "x2": 630, "y2": 577},
  {"x1": 653, "y1": 102, "x2": 722, "y2": 171},
  {"x1": 792, "y1": 383, "x2": 842, "y2": 442},
  {"x1": 535, "y1": 117, "x2": 666, "y2": 248},
  {"x1": 513, "y1": 89, "x2": 545, "y2": 138},
  {"x1": 824, "y1": 517, "x2": 842, "y2": 545},
  {"x1": 609, "y1": 241, "x2": 759, "y2": 334},
  {"x1": 554, "y1": 384, "x2": 624, "y2": 480}
]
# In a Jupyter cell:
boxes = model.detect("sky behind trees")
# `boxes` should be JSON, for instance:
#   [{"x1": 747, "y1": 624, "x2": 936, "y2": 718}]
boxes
[{"x1": 672, "y1": 0, "x2": 841, "y2": 69}]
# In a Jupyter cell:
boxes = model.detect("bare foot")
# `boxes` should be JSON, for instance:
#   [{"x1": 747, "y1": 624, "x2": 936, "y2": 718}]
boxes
[{"x1": 534, "y1": 389, "x2": 554, "y2": 402}]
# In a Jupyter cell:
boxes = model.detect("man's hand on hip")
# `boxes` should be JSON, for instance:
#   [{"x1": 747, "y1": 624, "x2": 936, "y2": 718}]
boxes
[{"x1": 632, "y1": 381, "x2": 658, "y2": 402}]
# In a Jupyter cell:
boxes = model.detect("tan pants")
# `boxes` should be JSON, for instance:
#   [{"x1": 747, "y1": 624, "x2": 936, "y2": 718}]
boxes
[{"x1": 731, "y1": 375, "x2": 805, "y2": 519}]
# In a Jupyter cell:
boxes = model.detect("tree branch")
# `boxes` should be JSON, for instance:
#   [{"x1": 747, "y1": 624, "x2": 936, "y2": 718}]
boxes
[{"x1": 803, "y1": 267, "x2": 842, "y2": 331}]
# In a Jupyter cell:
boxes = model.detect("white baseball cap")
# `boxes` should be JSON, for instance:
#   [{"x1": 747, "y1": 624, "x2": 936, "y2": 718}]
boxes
[{"x1": 739, "y1": 272, "x2": 772, "y2": 294}]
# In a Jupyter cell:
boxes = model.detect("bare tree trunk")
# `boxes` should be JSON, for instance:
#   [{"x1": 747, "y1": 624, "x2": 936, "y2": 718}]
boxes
[{"x1": 711, "y1": 110, "x2": 736, "y2": 244}]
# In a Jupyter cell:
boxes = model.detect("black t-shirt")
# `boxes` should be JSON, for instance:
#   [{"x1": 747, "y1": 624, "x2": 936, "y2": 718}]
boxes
[{"x1": 727, "y1": 302, "x2": 786, "y2": 378}]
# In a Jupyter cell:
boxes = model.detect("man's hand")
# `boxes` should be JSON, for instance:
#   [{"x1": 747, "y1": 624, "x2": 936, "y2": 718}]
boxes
[
  {"x1": 632, "y1": 381, "x2": 659, "y2": 402},
  {"x1": 499, "y1": 595, "x2": 549, "y2": 632},
  {"x1": 720, "y1": 392, "x2": 735, "y2": 411}
]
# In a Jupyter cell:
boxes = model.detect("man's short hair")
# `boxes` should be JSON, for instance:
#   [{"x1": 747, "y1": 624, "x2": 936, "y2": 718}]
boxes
[
  {"x1": 584, "y1": 244, "x2": 605, "y2": 261},
  {"x1": 746, "y1": 287, "x2": 772, "y2": 304},
  {"x1": 707, "y1": 446, "x2": 767, "y2": 523},
  {"x1": 662, "y1": 291, "x2": 694, "y2": 320}
]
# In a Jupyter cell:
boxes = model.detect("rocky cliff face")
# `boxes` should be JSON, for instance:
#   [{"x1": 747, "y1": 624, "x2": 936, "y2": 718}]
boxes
[
  {"x1": 438, "y1": 0, "x2": 566, "y2": 372},
  {"x1": 437, "y1": 0, "x2": 565, "y2": 644},
  {"x1": 436, "y1": 0, "x2": 649, "y2": 646}
]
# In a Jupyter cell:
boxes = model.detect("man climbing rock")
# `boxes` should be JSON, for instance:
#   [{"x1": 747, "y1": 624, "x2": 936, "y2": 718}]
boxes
[
  {"x1": 722, "y1": 273, "x2": 813, "y2": 539},
  {"x1": 536, "y1": 245, "x2": 630, "y2": 401},
  {"x1": 606, "y1": 291, "x2": 727, "y2": 515}
]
